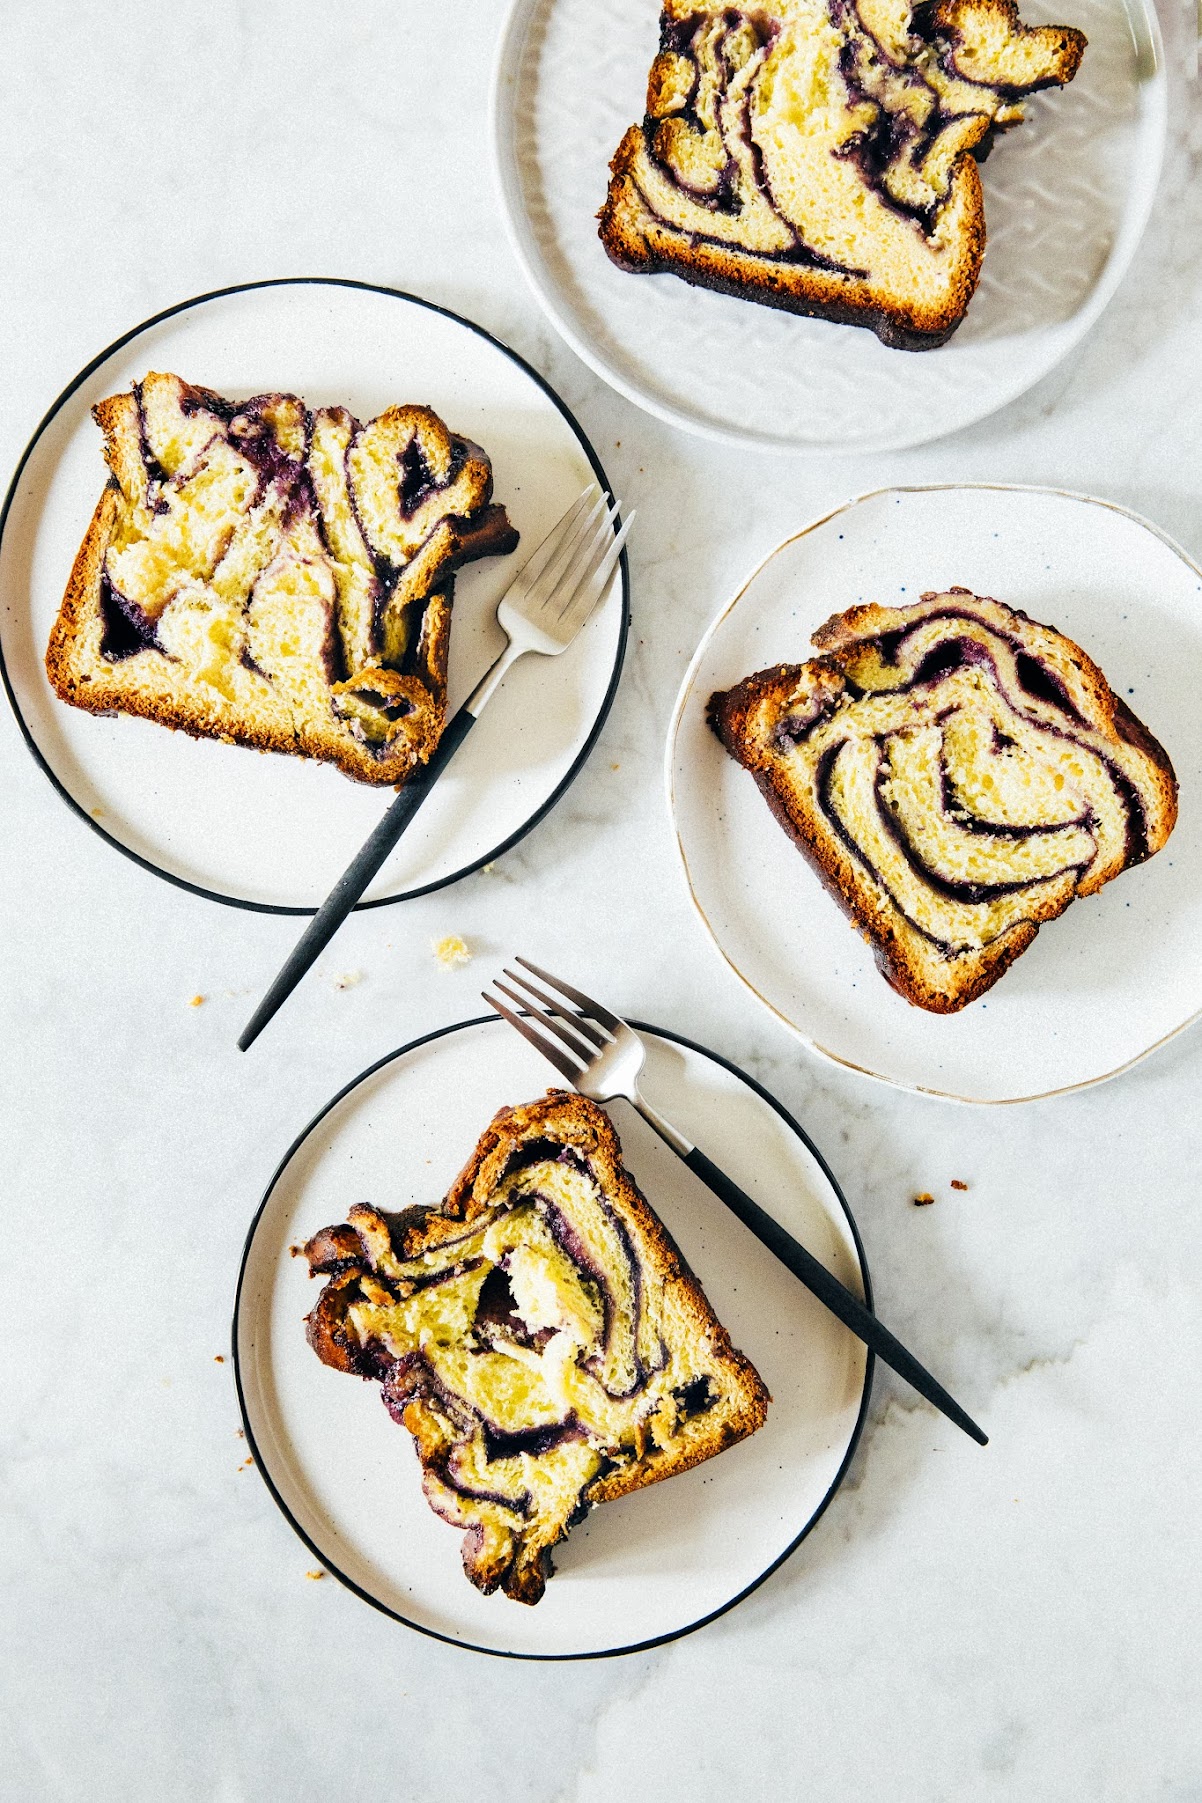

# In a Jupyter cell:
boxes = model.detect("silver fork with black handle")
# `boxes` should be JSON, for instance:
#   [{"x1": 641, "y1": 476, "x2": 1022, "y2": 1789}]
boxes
[
  {"x1": 484, "y1": 957, "x2": 988, "y2": 1448},
  {"x1": 239, "y1": 488, "x2": 631, "y2": 1052}
]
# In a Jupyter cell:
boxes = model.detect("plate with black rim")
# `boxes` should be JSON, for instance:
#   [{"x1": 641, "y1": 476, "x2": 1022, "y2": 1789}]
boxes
[
  {"x1": 234, "y1": 1013, "x2": 872, "y2": 1660},
  {"x1": 667, "y1": 484, "x2": 1202, "y2": 1104},
  {"x1": 0, "y1": 278, "x2": 628, "y2": 913}
]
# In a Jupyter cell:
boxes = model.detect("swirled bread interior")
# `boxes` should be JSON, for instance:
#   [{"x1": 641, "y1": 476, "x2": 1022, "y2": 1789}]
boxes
[
  {"x1": 304, "y1": 1091, "x2": 769, "y2": 1605},
  {"x1": 709, "y1": 589, "x2": 1177, "y2": 1011},
  {"x1": 599, "y1": 0, "x2": 1086, "y2": 348},
  {"x1": 46, "y1": 372, "x2": 519, "y2": 784}
]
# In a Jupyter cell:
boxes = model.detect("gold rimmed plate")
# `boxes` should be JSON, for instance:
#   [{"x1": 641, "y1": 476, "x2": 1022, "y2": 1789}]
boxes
[{"x1": 667, "y1": 485, "x2": 1202, "y2": 1103}]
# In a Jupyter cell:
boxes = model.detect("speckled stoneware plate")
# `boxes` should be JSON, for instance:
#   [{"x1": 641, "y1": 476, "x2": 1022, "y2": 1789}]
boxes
[
  {"x1": 234, "y1": 1014, "x2": 871, "y2": 1660},
  {"x1": 667, "y1": 485, "x2": 1202, "y2": 1104},
  {"x1": 492, "y1": 0, "x2": 1165, "y2": 453},
  {"x1": 0, "y1": 279, "x2": 628, "y2": 912}
]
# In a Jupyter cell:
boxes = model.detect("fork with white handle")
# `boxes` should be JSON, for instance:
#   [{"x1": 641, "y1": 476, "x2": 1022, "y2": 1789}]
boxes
[
  {"x1": 240, "y1": 488, "x2": 631, "y2": 1051},
  {"x1": 484, "y1": 958, "x2": 988, "y2": 1447}
]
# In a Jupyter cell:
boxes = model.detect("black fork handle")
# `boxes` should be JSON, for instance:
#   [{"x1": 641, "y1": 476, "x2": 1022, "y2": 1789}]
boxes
[
  {"x1": 681, "y1": 1144, "x2": 988, "y2": 1446},
  {"x1": 238, "y1": 705, "x2": 478, "y2": 1051}
]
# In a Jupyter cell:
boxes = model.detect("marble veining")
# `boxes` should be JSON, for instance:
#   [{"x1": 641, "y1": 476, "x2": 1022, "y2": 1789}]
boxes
[{"x1": 1, "y1": 2, "x2": 1200, "y2": 1800}]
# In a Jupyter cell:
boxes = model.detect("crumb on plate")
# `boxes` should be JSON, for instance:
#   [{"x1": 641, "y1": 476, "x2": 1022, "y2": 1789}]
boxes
[
  {"x1": 432, "y1": 934, "x2": 472, "y2": 970},
  {"x1": 306, "y1": 1569, "x2": 326, "y2": 1581},
  {"x1": 188, "y1": 994, "x2": 205, "y2": 1008},
  {"x1": 951, "y1": 1179, "x2": 968, "y2": 1191},
  {"x1": 213, "y1": 1354, "x2": 224, "y2": 1364},
  {"x1": 334, "y1": 970, "x2": 362, "y2": 990},
  {"x1": 913, "y1": 1192, "x2": 935, "y2": 1207}
]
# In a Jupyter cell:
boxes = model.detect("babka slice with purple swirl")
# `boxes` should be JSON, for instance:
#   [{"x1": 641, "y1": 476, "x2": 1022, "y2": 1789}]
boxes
[
  {"x1": 709, "y1": 590, "x2": 1178, "y2": 1012},
  {"x1": 304, "y1": 1091, "x2": 769, "y2": 1605},
  {"x1": 599, "y1": 0, "x2": 1086, "y2": 349},
  {"x1": 46, "y1": 371, "x2": 518, "y2": 785}
]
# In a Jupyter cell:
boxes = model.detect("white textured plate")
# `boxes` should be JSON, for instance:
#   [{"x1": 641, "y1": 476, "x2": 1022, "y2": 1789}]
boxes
[
  {"x1": 234, "y1": 1015, "x2": 870, "y2": 1660},
  {"x1": 493, "y1": 0, "x2": 1165, "y2": 453},
  {"x1": 0, "y1": 279, "x2": 627, "y2": 911},
  {"x1": 668, "y1": 486, "x2": 1202, "y2": 1103}
]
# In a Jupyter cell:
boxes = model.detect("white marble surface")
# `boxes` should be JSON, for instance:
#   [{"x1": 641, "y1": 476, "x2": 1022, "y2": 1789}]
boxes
[{"x1": 2, "y1": 3, "x2": 1201, "y2": 1797}]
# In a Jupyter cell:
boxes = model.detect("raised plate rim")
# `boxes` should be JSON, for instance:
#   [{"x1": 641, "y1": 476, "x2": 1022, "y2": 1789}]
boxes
[
  {"x1": 0, "y1": 275, "x2": 631, "y2": 915},
  {"x1": 231, "y1": 1011, "x2": 875, "y2": 1661}
]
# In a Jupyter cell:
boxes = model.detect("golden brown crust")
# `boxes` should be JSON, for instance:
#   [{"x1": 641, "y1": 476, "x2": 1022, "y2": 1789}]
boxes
[
  {"x1": 708, "y1": 666, "x2": 1036, "y2": 1010},
  {"x1": 599, "y1": 128, "x2": 985, "y2": 352},
  {"x1": 598, "y1": 1, "x2": 1083, "y2": 349},
  {"x1": 304, "y1": 1090, "x2": 770, "y2": 1602},
  {"x1": 708, "y1": 591, "x2": 1177, "y2": 1013},
  {"x1": 44, "y1": 380, "x2": 518, "y2": 786},
  {"x1": 438, "y1": 1091, "x2": 771, "y2": 1489},
  {"x1": 928, "y1": 0, "x2": 1086, "y2": 87}
]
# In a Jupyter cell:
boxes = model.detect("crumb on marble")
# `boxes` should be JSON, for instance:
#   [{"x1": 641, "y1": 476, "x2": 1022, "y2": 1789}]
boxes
[
  {"x1": 188, "y1": 994, "x2": 205, "y2": 1008},
  {"x1": 306, "y1": 1568, "x2": 326, "y2": 1581},
  {"x1": 334, "y1": 970, "x2": 362, "y2": 991},
  {"x1": 913, "y1": 1192, "x2": 935, "y2": 1207},
  {"x1": 951, "y1": 1179, "x2": 968, "y2": 1191},
  {"x1": 432, "y1": 934, "x2": 472, "y2": 970}
]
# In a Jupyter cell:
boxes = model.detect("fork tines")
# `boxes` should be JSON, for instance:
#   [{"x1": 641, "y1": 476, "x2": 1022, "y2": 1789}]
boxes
[{"x1": 482, "y1": 958, "x2": 613, "y2": 1085}]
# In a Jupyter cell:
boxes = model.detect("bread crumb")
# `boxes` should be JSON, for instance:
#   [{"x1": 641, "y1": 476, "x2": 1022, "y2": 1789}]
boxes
[
  {"x1": 188, "y1": 994, "x2": 205, "y2": 1008},
  {"x1": 289, "y1": 1243, "x2": 304, "y2": 1257},
  {"x1": 236, "y1": 1429, "x2": 245, "y2": 1440},
  {"x1": 913, "y1": 1192, "x2": 935, "y2": 1207},
  {"x1": 481, "y1": 863, "x2": 495, "y2": 875},
  {"x1": 90, "y1": 807, "x2": 105, "y2": 819},
  {"x1": 213, "y1": 1354, "x2": 224, "y2": 1364},
  {"x1": 950, "y1": 1179, "x2": 968, "y2": 1191},
  {"x1": 432, "y1": 934, "x2": 472, "y2": 970},
  {"x1": 306, "y1": 1568, "x2": 326, "y2": 1581},
  {"x1": 611, "y1": 762, "x2": 620, "y2": 771},
  {"x1": 334, "y1": 970, "x2": 362, "y2": 990}
]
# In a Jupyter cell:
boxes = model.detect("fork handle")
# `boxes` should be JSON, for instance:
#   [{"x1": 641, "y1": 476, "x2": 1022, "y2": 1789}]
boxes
[
  {"x1": 238, "y1": 705, "x2": 478, "y2": 1051},
  {"x1": 668, "y1": 1137, "x2": 987, "y2": 1447}
]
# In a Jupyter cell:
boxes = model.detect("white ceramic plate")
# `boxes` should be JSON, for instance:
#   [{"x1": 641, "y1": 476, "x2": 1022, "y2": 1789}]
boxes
[
  {"x1": 492, "y1": 0, "x2": 1165, "y2": 453},
  {"x1": 0, "y1": 279, "x2": 628, "y2": 912},
  {"x1": 234, "y1": 1015, "x2": 870, "y2": 1659},
  {"x1": 668, "y1": 486, "x2": 1202, "y2": 1104}
]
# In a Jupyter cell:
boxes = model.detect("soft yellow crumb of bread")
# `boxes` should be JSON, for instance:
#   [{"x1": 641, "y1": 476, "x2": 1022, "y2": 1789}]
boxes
[
  {"x1": 188, "y1": 994, "x2": 205, "y2": 1008},
  {"x1": 305, "y1": 1569, "x2": 326, "y2": 1581},
  {"x1": 333, "y1": 970, "x2": 363, "y2": 990},
  {"x1": 432, "y1": 934, "x2": 472, "y2": 970}
]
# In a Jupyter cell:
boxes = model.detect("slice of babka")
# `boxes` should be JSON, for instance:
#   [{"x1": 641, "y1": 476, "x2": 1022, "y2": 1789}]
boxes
[
  {"x1": 708, "y1": 590, "x2": 1177, "y2": 1012},
  {"x1": 599, "y1": 0, "x2": 1087, "y2": 349},
  {"x1": 45, "y1": 372, "x2": 519, "y2": 785},
  {"x1": 304, "y1": 1090, "x2": 770, "y2": 1605}
]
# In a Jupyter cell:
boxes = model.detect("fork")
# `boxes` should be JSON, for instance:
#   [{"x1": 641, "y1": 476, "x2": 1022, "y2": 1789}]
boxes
[
  {"x1": 239, "y1": 488, "x2": 631, "y2": 1051},
  {"x1": 485, "y1": 958, "x2": 988, "y2": 1447}
]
